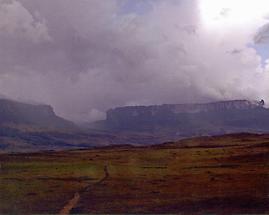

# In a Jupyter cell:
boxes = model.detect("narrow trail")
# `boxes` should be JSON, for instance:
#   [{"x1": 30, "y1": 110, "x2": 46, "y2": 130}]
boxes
[
  {"x1": 59, "y1": 165, "x2": 109, "y2": 215},
  {"x1": 59, "y1": 192, "x2": 80, "y2": 215}
]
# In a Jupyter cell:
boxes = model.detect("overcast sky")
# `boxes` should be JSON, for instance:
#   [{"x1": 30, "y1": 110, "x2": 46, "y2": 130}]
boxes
[{"x1": 0, "y1": 0, "x2": 269, "y2": 122}]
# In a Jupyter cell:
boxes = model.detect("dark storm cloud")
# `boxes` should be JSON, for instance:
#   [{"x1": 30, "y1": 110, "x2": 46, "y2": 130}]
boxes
[{"x1": 0, "y1": 0, "x2": 268, "y2": 122}]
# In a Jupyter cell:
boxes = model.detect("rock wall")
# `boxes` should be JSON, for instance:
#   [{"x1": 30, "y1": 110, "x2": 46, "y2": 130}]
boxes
[{"x1": 105, "y1": 100, "x2": 268, "y2": 133}]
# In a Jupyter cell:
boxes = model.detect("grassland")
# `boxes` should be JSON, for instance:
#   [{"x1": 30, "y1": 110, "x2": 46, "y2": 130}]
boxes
[{"x1": 0, "y1": 133, "x2": 269, "y2": 214}]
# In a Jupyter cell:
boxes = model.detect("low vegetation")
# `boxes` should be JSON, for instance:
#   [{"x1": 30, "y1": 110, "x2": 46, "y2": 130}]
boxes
[{"x1": 0, "y1": 133, "x2": 268, "y2": 214}]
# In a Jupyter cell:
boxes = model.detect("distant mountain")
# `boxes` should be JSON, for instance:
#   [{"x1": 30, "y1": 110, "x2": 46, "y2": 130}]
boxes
[
  {"x1": 2, "y1": 98, "x2": 269, "y2": 153},
  {"x1": 0, "y1": 98, "x2": 161, "y2": 152},
  {"x1": 93, "y1": 100, "x2": 269, "y2": 139},
  {"x1": 0, "y1": 98, "x2": 74, "y2": 129}
]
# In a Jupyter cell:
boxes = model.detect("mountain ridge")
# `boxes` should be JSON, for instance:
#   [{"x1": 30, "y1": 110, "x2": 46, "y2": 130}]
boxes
[
  {"x1": 92, "y1": 99, "x2": 269, "y2": 139},
  {"x1": 1, "y1": 98, "x2": 269, "y2": 152},
  {"x1": 0, "y1": 98, "x2": 75, "y2": 129},
  {"x1": 107, "y1": 99, "x2": 265, "y2": 114},
  {"x1": 0, "y1": 98, "x2": 163, "y2": 152}
]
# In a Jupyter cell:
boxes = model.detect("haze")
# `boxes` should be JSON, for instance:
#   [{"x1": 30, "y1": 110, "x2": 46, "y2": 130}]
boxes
[{"x1": 0, "y1": 0, "x2": 269, "y2": 122}]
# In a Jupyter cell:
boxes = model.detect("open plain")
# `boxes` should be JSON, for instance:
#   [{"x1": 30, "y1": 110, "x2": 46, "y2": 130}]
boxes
[{"x1": 0, "y1": 133, "x2": 269, "y2": 214}]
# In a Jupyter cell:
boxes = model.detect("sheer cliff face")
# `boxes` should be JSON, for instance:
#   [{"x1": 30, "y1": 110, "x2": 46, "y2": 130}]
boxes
[
  {"x1": 105, "y1": 100, "x2": 269, "y2": 135},
  {"x1": 107, "y1": 100, "x2": 264, "y2": 121},
  {"x1": 171, "y1": 100, "x2": 264, "y2": 113},
  {"x1": 0, "y1": 99, "x2": 74, "y2": 129}
]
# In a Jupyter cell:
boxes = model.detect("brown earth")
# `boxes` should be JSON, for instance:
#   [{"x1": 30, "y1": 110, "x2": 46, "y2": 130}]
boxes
[{"x1": 0, "y1": 133, "x2": 269, "y2": 214}]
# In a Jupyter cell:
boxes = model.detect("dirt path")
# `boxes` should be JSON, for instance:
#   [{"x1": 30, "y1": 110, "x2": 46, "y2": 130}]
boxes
[
  {"x1": 59, "y1": 192, "x2": 80, "y2": 215},
  {"x1": 59, "y1": 165, "x2": 109, "y2": 215}
]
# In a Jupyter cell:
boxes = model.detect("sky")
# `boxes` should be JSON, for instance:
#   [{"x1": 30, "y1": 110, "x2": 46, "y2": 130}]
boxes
[
  {"x1": 0, "y1": 0, "x2": 269, "y2": 122},
  {"x1": 254, "y1": 44, "x2": 269, "y2": 64}
]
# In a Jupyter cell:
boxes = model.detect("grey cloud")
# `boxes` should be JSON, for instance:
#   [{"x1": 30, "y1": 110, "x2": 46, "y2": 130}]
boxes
[
  {"x1": 0, "y1": 0, "x2": 51, "y2": 42},
  {"x1": 0, "y1": 0, "x2": 268, "y2": 122},
  {"x1": 254, "y1": 23, "x2": 269, "y2": 44},
  {"x1": 227, "y1": 49, "x2": 242, "y2": 55},
  {"x1": 219, "y1": 8, "x2": 231, "y2": 17}
]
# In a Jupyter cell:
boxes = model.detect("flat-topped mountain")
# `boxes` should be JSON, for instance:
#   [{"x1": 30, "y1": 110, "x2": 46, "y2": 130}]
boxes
[
  {"x1": 1, "y1": 99, "x2": 269, "y2": 152},
  {"x1": 0, "y1": 99, "x2": 162, "y2": 152},
  {"x1": 107, "y1": 100, "x2": 265, "y2": 119},
  {"x1": 95, "y1": 100, "x2": 269, "y2": 139},
  {"x1": 0, "y1": 98, "x2": 74, "y2": 129}
]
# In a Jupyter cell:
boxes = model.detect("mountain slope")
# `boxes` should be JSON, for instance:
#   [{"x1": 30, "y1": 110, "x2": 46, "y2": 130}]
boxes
[
  {"x1": 0, "y1": 98, "x2": 74, "y2": 129},
  {"x1": 0, "y1": 99, "x2": 165, "y2": 152},
  {"x1": 2, "y1": 99, "x2": 269, "y2": 152}
]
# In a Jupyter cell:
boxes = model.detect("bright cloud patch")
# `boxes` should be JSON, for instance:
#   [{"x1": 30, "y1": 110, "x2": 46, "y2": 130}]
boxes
[{"x1": 0, "y1": 0, "x2": 51, "y2": 42}]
